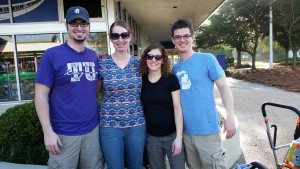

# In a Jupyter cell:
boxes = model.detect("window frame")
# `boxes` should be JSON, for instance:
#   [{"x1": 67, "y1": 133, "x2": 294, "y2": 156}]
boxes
[{"x1": 59, "y1": 0, "x2": 106, "y2": 23}]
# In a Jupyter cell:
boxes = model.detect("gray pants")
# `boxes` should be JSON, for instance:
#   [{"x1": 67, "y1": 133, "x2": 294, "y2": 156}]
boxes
[
  {"x1": 48, "y1": 126, "x2": 104, "y2": 169},
  {"x1": 146, "y1": 133, "x2": 185, "y2": 169}
]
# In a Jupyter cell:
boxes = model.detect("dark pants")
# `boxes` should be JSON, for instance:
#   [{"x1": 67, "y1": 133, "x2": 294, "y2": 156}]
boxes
[{"x1": 146, "y1": 133, "x2": 185, "y2": 169}]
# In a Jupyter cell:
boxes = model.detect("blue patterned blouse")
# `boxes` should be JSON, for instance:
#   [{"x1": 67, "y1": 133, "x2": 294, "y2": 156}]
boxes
[{"x1": 98, "y1": 55, "x2": 145, "y2": 128}]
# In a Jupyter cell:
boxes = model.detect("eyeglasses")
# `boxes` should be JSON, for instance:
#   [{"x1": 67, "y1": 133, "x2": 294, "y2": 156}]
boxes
[
  {"x1": 110, "y1": 32, "x2": 130, "y2": 40},
  {"x1": 146, "y1": 54, "x2": 163, "y2": 61},
  {"x1": 69, "y1": 22, "x2": 90, "y2": 28},
  {"x1": 173, "y1": 34, "x2": 192, "y2": 41}
]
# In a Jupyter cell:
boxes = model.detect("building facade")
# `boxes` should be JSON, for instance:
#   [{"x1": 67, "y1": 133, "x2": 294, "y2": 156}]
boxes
[{"x1": 0, "y1": 0, "x2": 150, "y2": 104}]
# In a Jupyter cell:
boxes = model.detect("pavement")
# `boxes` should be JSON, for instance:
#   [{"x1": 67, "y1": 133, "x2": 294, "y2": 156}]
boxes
[
  {"x1": 224, "y1": 77, "x2": 300, "y2": 169},
  {"x1": 0, "y1": 162, "x2": 47, "y2": 169},
  {"x1": 1, "y1": 77, "x2": 300, "y2": 169}
]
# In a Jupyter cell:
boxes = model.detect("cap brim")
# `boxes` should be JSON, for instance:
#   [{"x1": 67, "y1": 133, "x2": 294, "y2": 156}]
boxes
[{"x1": 67, "y1": 16, "x2": 89, "y2": 23}]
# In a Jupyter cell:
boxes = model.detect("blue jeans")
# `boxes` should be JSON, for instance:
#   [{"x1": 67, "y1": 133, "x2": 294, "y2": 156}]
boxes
[{"x1": 100, "y1": 125, "x2": 146, "y2": 169}]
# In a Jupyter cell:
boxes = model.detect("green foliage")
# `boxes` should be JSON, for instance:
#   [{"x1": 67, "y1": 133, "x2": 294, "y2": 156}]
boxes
[
  {"x1": 0, "y1": 102, "x2": 48, "y2": 165},
  {"x1": 196, "y1": 0, "x2": 270, "y2": 69},
  {"x1": 224, "y1": 70, "x2": 232, "y2": 77},
  {"x1": 220, "y1": 113, "x2": 225, "y2": 127},
  {"x1": 226, "y1": 63, "x2": 255, "y2": 76},
  {"x1": 98, "y1": 93, "x2": 103, "y2": 105},
  {"x1": 278, "y1": 60, "x2": 300, "y2": 65},
  {"x1": 199, "y1": 46, "x2": 233, "y2": 58},
  {"x1": 239, "y1": 63, "x2": 252, "y2": 69},
  {"x1": 273, "y1": 0, "x2": 300, "y2": 69},
  {"x1": 233, "y1": 68, "x2": 255, "y2": 75}
]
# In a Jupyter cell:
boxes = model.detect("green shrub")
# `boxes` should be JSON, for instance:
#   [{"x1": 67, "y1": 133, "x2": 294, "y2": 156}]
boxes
[
  {"x1": 0, "y1": 101, "x2": 48, "y2": 165},
  {"x1": 224, "y1": 70, "x2": 232, "y2": 77},
  {"x1": 98, "y1": 93, "x2": 103, "y2": 105},
  {"x1": 239, "y1": 63, "x2": 252, "y2": 68},
  {"x1": 241, "y1": 69, "x2": 254, "y2": 74},
  {"x1": 278, "y1": 60, "x2": 300, "y2": 65},
  {"x1": 220, "y1": 113, "x2": 225, "y2": 127}
]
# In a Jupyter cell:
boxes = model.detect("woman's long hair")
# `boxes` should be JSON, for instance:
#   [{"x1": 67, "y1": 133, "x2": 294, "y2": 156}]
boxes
[{"x1": 139, "y1": 43, "x2": 170, "y2": 77}]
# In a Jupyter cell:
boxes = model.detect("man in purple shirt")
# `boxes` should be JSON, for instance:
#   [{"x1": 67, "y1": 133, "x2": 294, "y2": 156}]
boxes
[{"x1": 34, "y1": 6, "x2": 104, "y2": 169}]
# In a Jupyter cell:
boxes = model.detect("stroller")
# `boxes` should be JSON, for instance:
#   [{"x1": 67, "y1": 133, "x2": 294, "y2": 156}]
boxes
[
  {"x1": 235, "y1": 102, "x2": 300, "y2": 169},
  {"x1": 261, "y1": 102, "x2": 300, "y2": 169}
]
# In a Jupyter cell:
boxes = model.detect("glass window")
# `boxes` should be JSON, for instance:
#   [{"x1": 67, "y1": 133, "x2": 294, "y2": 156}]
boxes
[
  {"x1": 114, "y1": 0, "x2": 121, "y2": 20},
  {"x1": 132, "y1": 22, "x2": 135, "y2": 39},
  {"x1": 128, "y1": 16, "x2": 132, "y2": 32},
  {"x1": 0, "y1": 32, "x2": 108, "y2": 102},
  {"x1": 63, "y1": 0, "x2": 102, "y2": 19},
  {"x1": 0, "y1": 35, "x2": 17, "y2": 101},
  {"x1": 129, "y1": 45, "x2": 134, "y2": 55},
  {"x1": 63, "y1": 32, "x2": 108, "y2": 55},
  {"x1": 121, "y1": 7, "x2": 126, "y2": 22},
  {"x1": 16, "y1": 34, "x2": 61, "y2": 100}
]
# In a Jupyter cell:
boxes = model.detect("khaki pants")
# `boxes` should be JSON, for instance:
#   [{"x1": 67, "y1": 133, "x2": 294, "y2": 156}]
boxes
[
  {"x1": 48, "y1": 126, "x2": 104, "y2": 169},
  {"x1": 183, "y1": 133, "x2": 226, "y2": 169}
]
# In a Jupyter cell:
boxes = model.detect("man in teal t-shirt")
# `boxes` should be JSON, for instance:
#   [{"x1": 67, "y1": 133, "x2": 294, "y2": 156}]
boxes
[{"x1": 171, "y1": 19, "x2": 237, "y2": 169}]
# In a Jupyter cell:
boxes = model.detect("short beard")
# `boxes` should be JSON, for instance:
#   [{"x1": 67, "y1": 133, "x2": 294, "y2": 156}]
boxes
[{"x1": 74, "y1": 37, "x2": 86, "y2": 43}]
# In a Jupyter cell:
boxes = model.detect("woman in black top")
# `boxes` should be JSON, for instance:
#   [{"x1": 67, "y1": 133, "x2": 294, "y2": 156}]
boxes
[{"x1": 139, "y1": 43, "x2": 185, "y2": 169}]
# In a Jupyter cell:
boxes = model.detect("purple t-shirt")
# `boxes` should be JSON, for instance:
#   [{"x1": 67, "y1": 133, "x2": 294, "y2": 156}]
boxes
[{"x1": 35, "y1": 43, "x2": 99, "y2": 135}]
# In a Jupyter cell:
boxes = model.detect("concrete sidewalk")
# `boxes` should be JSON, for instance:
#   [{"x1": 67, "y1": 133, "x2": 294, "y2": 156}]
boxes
[
  {"x1": 223, "y1": 77, "x2": 300, "y2": 168},
  {"x1": 0, "y1": 162, "x2": 47, "y2": 169}
]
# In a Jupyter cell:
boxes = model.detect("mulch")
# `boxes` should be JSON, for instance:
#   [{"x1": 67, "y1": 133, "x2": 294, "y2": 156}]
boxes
[{"x1": 231, "y1": 65, "x2": 300, "y2": 93}]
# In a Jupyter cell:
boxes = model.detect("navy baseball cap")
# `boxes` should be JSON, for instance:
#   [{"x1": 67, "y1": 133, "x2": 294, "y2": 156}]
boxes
[{"x1": 66, "y1": 6, "x2": 89, "y2": 23}]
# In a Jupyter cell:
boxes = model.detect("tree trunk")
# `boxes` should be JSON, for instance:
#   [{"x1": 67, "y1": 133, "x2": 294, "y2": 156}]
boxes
[
  {"x1": 251, "y1": 54, "x2": 256, "y2": 70},
  {"x1": 292, "y1": 50, "x2": 297, "y2": 70},
  {"x1": 285, "y1": 48, "x2": 289, "y2": 65},
  {"x1": 237, "y1": 49, "x2": 242, "y2": 68}
]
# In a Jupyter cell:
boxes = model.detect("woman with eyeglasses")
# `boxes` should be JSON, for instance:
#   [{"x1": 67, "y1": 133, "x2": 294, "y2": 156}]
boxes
[
  {"x1": 139, "y1": 43, "x2": 185, "y2": 169},
  {"x1": 98, "y1": 20, "x2": 146, "y2": 169}
]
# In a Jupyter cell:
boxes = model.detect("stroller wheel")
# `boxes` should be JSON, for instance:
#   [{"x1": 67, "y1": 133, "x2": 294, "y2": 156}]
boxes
[{"x1": 250, "y1": 162, "x2": 268, "y2": 169}]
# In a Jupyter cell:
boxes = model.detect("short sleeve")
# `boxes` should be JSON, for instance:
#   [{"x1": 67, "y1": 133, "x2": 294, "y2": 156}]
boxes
[
  {"x1": 207, "y1": 54, "x2": 225, "y2": 81},
  {"x1": 34, "y1": 51, "x2": 54, "y2": 87},
  {"x1": 169, "y1": 73, "x2": 180, "y2": 92}
]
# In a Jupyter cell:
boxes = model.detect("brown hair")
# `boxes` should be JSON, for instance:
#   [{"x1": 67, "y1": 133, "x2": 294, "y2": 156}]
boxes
[
  {"x1": 139, "y1": 43, "x2": 171, "y2": 77},
  {"x1": 171, "y1": 19, "x2": 194, "y2": 37},
  {"x1": 109, "y1": 20, "x2": 131, "y2": 34}
]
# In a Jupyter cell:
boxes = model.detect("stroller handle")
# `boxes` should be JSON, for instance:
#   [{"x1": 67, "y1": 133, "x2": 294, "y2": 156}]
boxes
[{"x1": 262, "y1": 102, "x2": 300, "y2": 117}]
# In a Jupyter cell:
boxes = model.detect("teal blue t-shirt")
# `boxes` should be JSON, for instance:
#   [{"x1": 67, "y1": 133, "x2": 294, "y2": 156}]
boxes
[{"x1": 172, "y1": 52, "x2": 224, "y2": 135}]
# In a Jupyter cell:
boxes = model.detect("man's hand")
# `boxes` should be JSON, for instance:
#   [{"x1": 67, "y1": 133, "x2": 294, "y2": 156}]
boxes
[
  {"x1": 44, "y1": 132, "x2": 63, "y2": 154},
  {"x1": 223, "y1": 118, "x2": 237, "y2": 139}
]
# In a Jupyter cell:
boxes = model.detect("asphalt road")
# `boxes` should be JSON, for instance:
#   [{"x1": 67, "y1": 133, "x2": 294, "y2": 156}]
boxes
[{"x1": 219, "y1": 77, "x2": 300, "y2": 169}]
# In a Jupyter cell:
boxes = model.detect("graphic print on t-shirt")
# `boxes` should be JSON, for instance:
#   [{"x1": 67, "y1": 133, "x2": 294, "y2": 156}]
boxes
[
  {"x1": 64, "y1": 62, "x2": 97, "y2": 82},
  {"x1": 175, "y1": 70, "x2": 191, "y2": 89}
]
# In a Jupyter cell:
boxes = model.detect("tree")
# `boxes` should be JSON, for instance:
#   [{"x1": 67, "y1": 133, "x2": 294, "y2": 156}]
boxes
[
  {"x1": 196, "y1": 0, "x2": 269, "y2": 69},
  {"x1": 273, "y1": 23, "x2": 290, "y2": 64},
  {"x1": 273, "y1": 0, "x2": 300, "y2": 69},
  {"x1": 196, "y1": 7, "x2": 248, "y2": 68}
]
